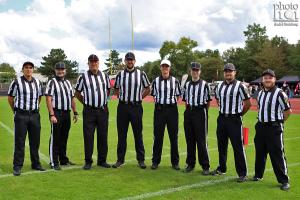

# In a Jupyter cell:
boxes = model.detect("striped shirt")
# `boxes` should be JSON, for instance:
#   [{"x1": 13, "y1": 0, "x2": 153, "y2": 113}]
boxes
[
  {"x1": 45, "y1": 77, "x2": 74, "y2": 111},
  {"x1": 151, "y1": 76, "x2": 181, "y2": 104},
  {"x1": 182, "y1": 80, "x2": 211, "y2": 106},
  {"x1": 257, "y1": 86, "x2": 290, "y2": 122},
  {"x1": 8, "y1": 76, "x2": 43, "y2": 110},
  {"x1": 75, "y1": 70, "x2": 110, "y2": 107},
  {"x1": 114, "y1": 68, "x2": 150, "y2": 103},
  {"x1": 215, "y1": 80, "x2": 250, "y2": 114}
]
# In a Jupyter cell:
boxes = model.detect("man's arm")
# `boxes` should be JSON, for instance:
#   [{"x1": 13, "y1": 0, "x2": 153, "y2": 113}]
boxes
[
  {"x1": 75, "y1": 91, "x2": 84, "y2": 104},
  {"x1": 8, "y1": 96, "x2": 14, "y2": 112},
  {"x1": 46, "y1": 96, "x2": 58, "y2": 123},
  {"x1": 114, "y1": 88, "x2": 119, "y2": 98},
  {"x1": 71, "y1": 97, "x2": 78, "y2": 123},
  {"x1": 142, "y1": 87, "x2": 150, "y2": 99},
  {"x1": 207, "y1": 101, "x2": 211, "y2": 110},
  {"x1": 241, "y1": 99, "x2": 251, "y2": 116},
  {"x1": 283, "y1": 109, "x2": 292, "y2": 121}
]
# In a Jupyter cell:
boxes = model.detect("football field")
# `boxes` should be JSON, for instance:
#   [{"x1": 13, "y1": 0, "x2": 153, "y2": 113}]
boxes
[{"x1": 0, "y1": 97, "x2": 299, "y2": 199}]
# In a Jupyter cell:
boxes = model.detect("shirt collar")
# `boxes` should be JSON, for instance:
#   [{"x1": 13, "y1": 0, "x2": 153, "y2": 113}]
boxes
[
  {"x1": 224, "y1": 79, "x2": 237, "y2": 85},
  {"x1": 22, "y1": 75, "x2": 34, "y2": 83},
  {"x1": 159, "y1": 75, "x2": 171, "y2": 81},
  {"x1": 88, "y1": 70, "x2": 101, "y2": 76},
  {"x1": 124, "y1": 67, "x2": 136, "y2": 73},
  {"x1": 263, "y1": 85, "x2": 277, "y2": 93},
  {"x1": 55, "y1": 76, "x2": 65, "y2": 82}
]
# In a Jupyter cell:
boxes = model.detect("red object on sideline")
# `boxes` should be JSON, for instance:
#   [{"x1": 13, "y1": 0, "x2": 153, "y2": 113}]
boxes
[{"x1": 243, "y1": 127, "x2": 249, "y2": 146}]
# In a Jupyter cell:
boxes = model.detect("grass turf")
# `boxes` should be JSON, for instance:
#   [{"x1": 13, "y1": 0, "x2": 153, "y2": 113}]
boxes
[{"x1": 0, "y1": 97, "x2": 299, "y2": 199}]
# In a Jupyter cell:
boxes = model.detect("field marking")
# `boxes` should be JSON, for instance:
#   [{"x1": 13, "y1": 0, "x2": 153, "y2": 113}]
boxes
[
  {"x1": 118, "y1": 162, "x2": 300, "y2": 200},
  {"x1": 0, "y1": 121, "x2": 49, "y2": 164}
]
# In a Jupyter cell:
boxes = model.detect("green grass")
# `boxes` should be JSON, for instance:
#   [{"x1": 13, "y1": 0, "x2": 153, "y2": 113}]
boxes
[{"x1": 0, "y1": 97, "x2": 299, "y2": 200}]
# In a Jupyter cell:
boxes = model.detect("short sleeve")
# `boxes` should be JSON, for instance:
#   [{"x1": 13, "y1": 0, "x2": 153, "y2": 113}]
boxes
[
  {"x1": 205, "y1": 83, "x2": 212, "y2": 102},
  {"x1": 150, "y1": 80, "x2": 156, "y2": 96},
  {"x1": 45, "y1": 80, "x2": 54, "y2": 96},
  {"x1": 239, "y1": 83, "x2": 250, "y2": 100},
  {"x1": 38, "y1": 81, "x2": 43, "y2": 96},
  {"x1": 75, "y1": 75, "x2": 84, "y2": 92},
  {"x1": 8, "y1": 79, "x2": 17, "y2": 97},
  {"x1": 114, "y1": 72, "x2": 121, "y2": 89},
  {"x1": 182, "y1": 82, "x2": 187, "y2": 101},
  {"x1": 105, "y1": 73, "x2": 111, "y2": 89},
  {"x1": 278, "y1": 90, "x2": 291, "y2": 111},
  {"x1": 141, "y1": 71, "x2": 150, "y2": 88},
  {"x1": 215, "y1": 84, "x2": 220, "y2": 100},
  {"x1": 175, "y1": 79, "x2": 182, "y2": 96}
]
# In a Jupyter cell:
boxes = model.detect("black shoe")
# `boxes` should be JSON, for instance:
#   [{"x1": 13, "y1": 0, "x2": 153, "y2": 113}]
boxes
[
  {"x1": 83, "y1": 163, "x2": 92, "y2": 170},
  {"x1": 138, "y1": 161, "x2": 147, "y2": 169},
  {"x1": 61, "y1": 161, "x2": 76, "y2": 166},
  {"x1": 13, "y1": 167, "x2": 21, "y2": 176},
  {"x1": 172, "y1": 164, "x2": 180, "y2": 171},
  {"x1": 237, "y1": 176, "x2": 248, "y2": 182},
  {"x1": 183, "y1": 165, "x2": 194, "y2": 173},
  {"x1": 280, "y1": 183, "x2": 290, "y2": 191},
  {"x1": 252, "y1": 176, "x2": 263, "y2": 181},
  {"x1": 151, "y1": 163, "x2": 158, "y2": 170},
  {"x1": 202, "y1": 169, "x2": 210, "y2": 176},
  {"x1": 51, "y1": 165, "x2": 61, "y2": 170},
  {"x1": 32, "y1": 165, "x2": 46, "y2": 171},
  {"x1": 112, "y1": 161, "x2": 124, "y2": 168},
  {"x1": 97, "y1": 162, "x2": 111, "y2": 168},
  {"x1": 210, "y1": 169, "x2": 226, "y2": 176}
]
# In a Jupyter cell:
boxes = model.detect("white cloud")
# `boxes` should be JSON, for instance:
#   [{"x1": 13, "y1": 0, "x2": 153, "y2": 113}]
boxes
[{"x1": 0, "y1": 0, "x2": 299, "y2": 73}]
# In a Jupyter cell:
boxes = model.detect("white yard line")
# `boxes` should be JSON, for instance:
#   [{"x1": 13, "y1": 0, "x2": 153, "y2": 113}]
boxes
[
  {"x1": 118, "y1": 162, "x2": 300, "y2": 200},
  {"x1": 0, "y1": 121, "x2": 49, "y2": 164}
]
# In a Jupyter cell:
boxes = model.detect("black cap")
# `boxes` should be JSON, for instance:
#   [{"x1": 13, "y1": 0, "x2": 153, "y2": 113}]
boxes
[
  {"x1": 224, "y1": 63, "x2": 236, "y2": 71},
  {"x1": 88, "y1": 54, "x2": 99, "y2": 62},
  {"x1": 262, "y1": 69, "x2": 276, "y2": 77},
  {"x1": 22, "y1": 61, "x2": 34, "y2": 69},
  {"x1": 55, "y1": 62, "x2": 66, "y2": 69},
  {"x1": 125, "y1": 52, "x2": 135, "y2": 60},
  {"x1": 191, "y1": 62, "x2": 201, "y2": 69}
]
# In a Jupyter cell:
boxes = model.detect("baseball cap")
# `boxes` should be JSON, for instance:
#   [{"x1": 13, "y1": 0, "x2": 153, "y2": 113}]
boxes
[
  {"x1": 262, "y1": 69, "x2": 276, "y2": 77},
  {"x1": 224, "y1": 63, "x2": 236, "y2": 71},
  {"x1": 88, "y1": 54, "x2": 99, "y2": 62},
  {"x1": 55, "y1": 62, "x2": 66, "y2": 69},
  {"x1": 191, "y1": 62, "x2": 201, "y2": 69},
  {"x1": 125, "y1": 52, "x2": 135, "y2": 60},
  {"x1": 160, "y1": 59, "x2": 171, "y2": 67}
]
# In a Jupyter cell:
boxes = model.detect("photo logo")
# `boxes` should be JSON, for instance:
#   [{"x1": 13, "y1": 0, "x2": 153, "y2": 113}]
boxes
[{"x1": 273, "y1": 2, "x2": 298, "y2": 26}]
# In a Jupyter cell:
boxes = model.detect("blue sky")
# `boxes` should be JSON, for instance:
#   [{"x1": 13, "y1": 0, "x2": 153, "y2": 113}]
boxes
[{"x1": 0, "y1": 0, "x2": 299, "y2": 71}]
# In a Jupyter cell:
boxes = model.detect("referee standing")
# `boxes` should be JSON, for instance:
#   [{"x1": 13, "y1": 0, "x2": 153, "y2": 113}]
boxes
[
  {"x1": 75, "y1": 54, "x2": 111, "y2": 170},
  {"x1": 45, "y1": 62, "x2": 78, "y2": 170},
  {"x1": 253, "y1": 69, "x2": 291, "y2": 191},
  {"x1": 182, "y1": 62, "x2": 211, "y2": 174},
  {"x1": 211, "y1": 63, "x2": 251, "y2": 182},
  {"x1": 150, "y1": 59, "x2": 181, "y2": 170},
  {"x1": 8, "y1": 61, "x2": 46, "y2": 176},
  {"x1": 112, "y1": 52, "x2": 150, "y2": 169}
]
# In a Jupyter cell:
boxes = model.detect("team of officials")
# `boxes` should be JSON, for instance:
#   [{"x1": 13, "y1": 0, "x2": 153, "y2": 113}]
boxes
[{"x1": 7, "y1": 53, "x2": 292, "y2": 191}]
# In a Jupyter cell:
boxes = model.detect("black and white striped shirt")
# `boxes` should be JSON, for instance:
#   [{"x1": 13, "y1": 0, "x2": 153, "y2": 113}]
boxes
[
  {"x1": 215, "y1": 80, "x2": 250, "y2": 114},
  {"x1": 8, "y1": 76, "x2": 43, "y2": 111},
  {"x1": 182, "y1": 80, "x2": 211, "y2": 106},
  {"x1": 45, "y1": 77, "x2": 74, "y2": 111},
  {"x1": 151, "y1": 76, "x2": 181, "y2": 104},
  {"x1": 75, "y1": 70, "x2": 110, "y2": 107},
  {"x1": 257, "y1": 86, "x2": 290, "y2": 122},
  {"x1": 114, "y1": 68, "x2": 150, "y2": 103}
]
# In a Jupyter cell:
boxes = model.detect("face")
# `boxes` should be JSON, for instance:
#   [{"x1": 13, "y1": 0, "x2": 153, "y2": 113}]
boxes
[
  {"x1": 22, "y1": 64, "x2": 34, "y2": 77},
  {"x1": 88, "y1": 60, "x2": 99, "y2": 71},
  {"x1": 160, "y1": 64, "x2": 170, "y2": 76},
  {"x1": 55, "y1": 69, "x2": 66, "y2": 78},
  {"x1": 190, "y1": 68, "x2": 201, "y2": 79},
  {"x1": 125, "y1": 59, "x2": 135, "y2": 69},
  {"x1": 224, "y1": 70, "x2": 236, "y2": 81},
  {"x1": 262, "y1": 74, "x2": 276, "y2": 89}
]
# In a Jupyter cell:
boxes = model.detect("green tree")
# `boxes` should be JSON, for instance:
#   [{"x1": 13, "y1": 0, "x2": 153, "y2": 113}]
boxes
[
  {"x1": 104, "y1": 49, "x2": 123, "y2": 75},
  {"x1": 38, "y1": 48, "x2": 79, "y2": 80},
  {"x1": 243, "y1": 23, "x2": 268, "y2": 54},
  {"x1": 287, "y1": 41, "x2": 300, "y2": 75},
  {"x1": 0, "y1": 63, "x2": 16, "y2": 83},
  {"x1": 199, "y1": 57, "x2": 223, "y2": 82}
]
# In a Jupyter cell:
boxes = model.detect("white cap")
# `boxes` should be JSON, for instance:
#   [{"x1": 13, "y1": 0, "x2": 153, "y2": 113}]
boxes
[{"x1": 160, "y1": 59, "x2": 171, "y2": 67}]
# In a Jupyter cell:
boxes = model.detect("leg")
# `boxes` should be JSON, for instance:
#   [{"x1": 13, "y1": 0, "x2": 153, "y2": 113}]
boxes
[
  {"x1": 83, "y1": 107, "x2": 96, "y2": 164},
  {"x1": 96, "y1": 109, "x2": 109, "y2": 164},
  {"x1": 152, "y1": 108, "x2": 166, "y2": 165},
  {"x1": 116, "y1": 103, "x2": 130, "y2": 163},
  {"x1": 254, "y1": 123, "x2": 268, "y2": 178},
  {"x1": 216, "y1": 116, "x2": 228, "y2": 172},
  {"x1": 166, "y1": 107, "x2": 179, "y2": 166},
  {"x1": 59, "y1": 112, "x2": 71, "y2": 164},
  {"x1": 49, "y1": 112, "x2": 62, "y2": 167},
  {"x1": 184, "y1": 110, "x2": 196, "y2": 167},
  {"x1": 27, "y1": 113, "x2": 41, "y2": 168},
  {"x1": 130, "y1": 105, "x2": 145, "y2": 162}
]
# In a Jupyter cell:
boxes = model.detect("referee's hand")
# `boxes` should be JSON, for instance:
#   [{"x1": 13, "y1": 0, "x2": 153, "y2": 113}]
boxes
[
  {"x1": 73, "y1": 115, "x2": 78, "y2": 123},
  {"x1": 50, "y1": 116, "x2": 58, "y2": 124}
]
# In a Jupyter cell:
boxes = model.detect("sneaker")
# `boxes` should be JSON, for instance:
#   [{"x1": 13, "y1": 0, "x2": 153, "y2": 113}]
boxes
[
  {"x1": 112, "y1": 161, "x2": 124, "y2": 168},
  {"x1": 202, "y1": 169, "x2": 210, "y2": 176},
  {"x1": 83, "y1": 163, "x2": 92, "y2": 170},
  {"x1": 97, "y1": 162, "x2": 111, "y2": 168},
  {"x1": 32, "y1": 165, "x2": 46, "y2": 171},
  {"x1": 13, "y1": 167, "x2": 21, "y2": 176},
  {"x1": 138, "y1": 161, "x2": 147, "y2": 169},
  {"x1": 60, "y1": 161, "x2": 76, "y2": 166},
  {"x1": 280, "y1": 183, "x2": 290, "y2": 191},
  {"x1": 183, "y1": 165, "x2": 194, "y2": 173},
  {"x1": 252, "y1": 176, "x2": 263, "y2": 181},
  {"x1": 237, "y1": 176, "x2": 248, "y2": 183},
  {"x1": 210, "y1": 169, "x2": 226, "y2": 176},
  {"x1": 172, "y1": 164, "x2": 180, "y2": 171},
  {"x1": 151, "y1": 163, "x2": 159, "y2": 170},
  {"x1": 52, "y1": 165, "x2": 61, "y2": 171}
]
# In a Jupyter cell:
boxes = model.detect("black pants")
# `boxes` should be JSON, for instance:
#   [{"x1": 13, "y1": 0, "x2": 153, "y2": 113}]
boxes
[
  {"x1": 184, "y1": 107, "x2": 210, "y2": 170},
  {"x1": 13, "y1": 111, "x2": 41, "y2": 169},
  {"x1": 254, "y1": 122, "x2": 289, "y2": 184},
  {"x1": 216, "y1": 115, "x2": 247, "y2": 176},
  {"x1": 49, "y1": 110, "x2": 71, "y2": 166},
  {"x1": 152, "y1": 105, "x2": 179, "y2": 165},
  {"x1": 83, "y1": 106, "x2": 109, "y2": 164},
  {"x1": 116, "y1": 103, "x2": 145, "y2": 163}
]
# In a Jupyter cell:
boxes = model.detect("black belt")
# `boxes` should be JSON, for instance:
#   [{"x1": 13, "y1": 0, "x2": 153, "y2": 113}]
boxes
[
  {"x1": 258, "y1": 121, "x2": 283, "y2": 125},
  {"x1": 155, "y1": 103, "x2": 177, "y2": 110},
  {"x1": 84, "y1": 105, "x2": 107, "y2": 110},
  {"x1": 219, "y1": 112, "x2": 241, "y2": 117},
  {"x1": 186, "y1": 105, "x2": 206, "y2": 111},
  {"x1": 119, "y1": 101, "x2": 141, "y2": 105},
  {"x1": 53, "y1": 109, "x2": 70, "y2": 113},
  {"x1": 15, "y1": 108, "x2": 39, "y2": 114}
]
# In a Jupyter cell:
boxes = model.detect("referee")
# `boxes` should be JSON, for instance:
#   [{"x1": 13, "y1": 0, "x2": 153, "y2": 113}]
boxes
[
  {"x1": 211, "y1": 63, "x2": 251, "y2": 182},
  {"x1": 75, "y1": 54, "x2": 111, "y2": 170},
  {"x1": 182, "y1": 62, "x2": 211, "y2": 174},
  {"x1": 150, "y1": 59, "x2": 181, "y2": 170},
  {"x1": 253, "y1": 69, "x2": 291, "y2": 191},
  {"x1": 8, "y1": 61, "x2": 46, "y2": 176},
  {"x1": 45, "y1": 62, "x2": 78, "y2": 170},
  {"x1": 112, "y1": 52, "x2": 150, "y2": 169}
]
